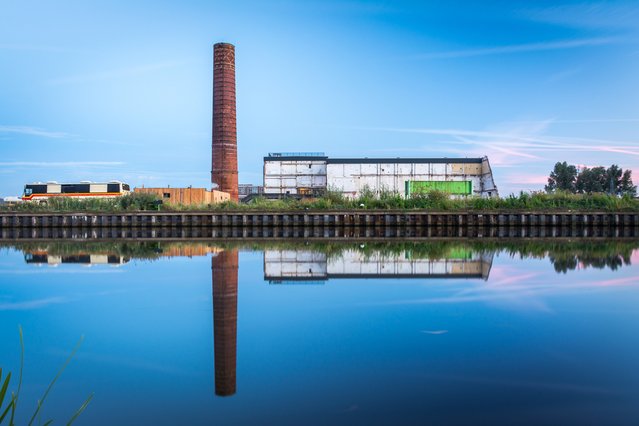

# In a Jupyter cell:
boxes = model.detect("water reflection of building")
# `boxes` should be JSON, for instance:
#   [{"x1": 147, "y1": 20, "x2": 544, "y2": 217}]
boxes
[
  {"x1": 24, "y1": 253, "x2": 130, "y2": 265},
  {"x1": 264, "y1": 249, "x2": 493, "y2": 283},
  {"x1": 212, "y1": 250, "x2": 239, "y2": 397}
]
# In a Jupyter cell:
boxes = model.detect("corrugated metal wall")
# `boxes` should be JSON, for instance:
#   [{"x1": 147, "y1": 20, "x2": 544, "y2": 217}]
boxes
[{"x1": 263, "y1": 158, "x2": 499, "y2": 198}]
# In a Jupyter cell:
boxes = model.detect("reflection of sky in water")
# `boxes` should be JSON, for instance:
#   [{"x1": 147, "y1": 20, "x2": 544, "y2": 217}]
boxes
[{"x1": 0, "y1": 242, "x2": 638, "y2": 425}]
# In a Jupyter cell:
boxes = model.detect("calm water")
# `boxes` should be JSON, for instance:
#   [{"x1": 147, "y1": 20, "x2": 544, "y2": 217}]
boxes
[{"x1": 1, "y1": 238, "x2": 639, "y2": 425}]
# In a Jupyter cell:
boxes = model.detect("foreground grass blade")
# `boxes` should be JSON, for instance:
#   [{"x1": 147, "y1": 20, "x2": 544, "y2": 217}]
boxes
[
  {"x1": 0, "y1": 369, "x2": 9, "y2": 407},
  {"x1": 9, "y1": 325, "x2": 25, "y2": 426},
  {"x1": 27, "y1": 335, "x2": 85, "y2": 426},
  {"x1": 0, "y1": 375, "x2": 13, "y2": 424},
  {"x1": 0, "y1": 399, "x2": 13, "y2": 424},
  {"x1": 66, "y1": 393, "x2": 94, "y2": 426}
]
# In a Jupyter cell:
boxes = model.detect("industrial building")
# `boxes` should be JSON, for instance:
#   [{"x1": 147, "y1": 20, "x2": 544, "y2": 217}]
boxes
[
  {"x1": 238, "y1": 184, "x2": 263, "y2": 200},
  {"x1": 263, "y1": 153, "x2": 498, "y2": 199},
  {"x1": 264, "y1": 248, "x2": 493, "y2": 282}
]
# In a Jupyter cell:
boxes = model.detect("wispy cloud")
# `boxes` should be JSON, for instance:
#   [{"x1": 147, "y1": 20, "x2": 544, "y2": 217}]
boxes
[
  {"x1": 506, "y1": 118, "x2": 639, "y2": 124},
  {"x1": 0, "y1": 125, "x2": 136, "y2": 146},
  {"x1": 0, "y1": 296, "x2": 70, "y2": 311},
  {"x1": 546, "y1": 68, "x2": 582, "y2": 83},
  {"x1": 414, "y1": 37, "x2": 620, "y2": 59},
  {"x1": 523, "y1": 2, "x2": 639, "y2": 30},
  {"x1": 373, "y1": 264, "x2": 638, "y2": 311},
  {"x1": 0, "y1": 44, "x2": 85, "y2": 53},
  {"x1": 0, "y1": 125, "x2": 70, "y2": 139},
  {"x1": 428, "y1": 373, "x2": 615, "y2": 395},
  {"x1": 362, "y1": 122, "x2": 639, "y2": 166},
  {"x1": 48, "y1": 61, "x2": 186, "y2": 85},
  {"x1": 0, "y1": 161, "x2": 125, "y2": 167}
]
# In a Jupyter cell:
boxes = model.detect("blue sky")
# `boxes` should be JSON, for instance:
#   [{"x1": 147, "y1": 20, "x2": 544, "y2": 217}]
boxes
[{"x1": 1, "y1": 0, "x2": 638, "y2": 196}]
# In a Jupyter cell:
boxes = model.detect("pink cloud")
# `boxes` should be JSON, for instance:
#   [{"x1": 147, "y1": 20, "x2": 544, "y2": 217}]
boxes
[
  {"x1": 506, "y1": 173, "x2": 548, "y2": 185},
  {"x1": 594, "y1": 276, "x2": 639, "y2": 287}
]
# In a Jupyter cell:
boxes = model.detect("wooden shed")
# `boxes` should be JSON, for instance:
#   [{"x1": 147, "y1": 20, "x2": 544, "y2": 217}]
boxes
[{"x1": 134, "y1": 187, "x2": 230, "y2": 206}]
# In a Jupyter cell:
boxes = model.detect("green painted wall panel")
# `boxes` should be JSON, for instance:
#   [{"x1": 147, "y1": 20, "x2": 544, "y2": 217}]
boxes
[{"x1": 406, "y1": 180, "x2": 472, "y2": 196}]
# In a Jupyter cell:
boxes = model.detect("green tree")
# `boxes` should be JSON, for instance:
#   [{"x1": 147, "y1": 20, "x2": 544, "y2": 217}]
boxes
[
  {"x1": 545, "y1": 161, "x2": 577, "y2": 193},
  {"x1": 576, "y1": 166, "x2": 607, "y2": 194},
  {"x1": 620, "y1": 169, "x2": 637, "y2": 196},
  {"x1": 605, "y1": 165, "x2": 623, "y2": 195}
]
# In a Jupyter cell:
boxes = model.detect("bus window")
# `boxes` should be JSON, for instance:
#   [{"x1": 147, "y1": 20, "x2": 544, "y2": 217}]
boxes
[
  {"x1": 26, "y1": 185, "x2": 47, "y2": 194},
  {"x1": 123, "y1": 184, "x2": 130, "y2": 191}
]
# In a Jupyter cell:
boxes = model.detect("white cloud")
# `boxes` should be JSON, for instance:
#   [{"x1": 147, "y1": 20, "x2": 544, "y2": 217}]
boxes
[
  {"x1": 523, "y1": 2, "x2": 639, "y2": 30},
  {"x1": 48, "y1": 61, "x2": 186, "y2": 85},
  {"x1": 0, "y1": 44, "x2": 84, "y2": 53},
  {"x1": 0, "y1": 125, "x2": 70, "y2": 138},
  {"x1": 413, "y1": 37, "x2": 620, "y2": 59},
  {"x1": 363, "y1": 123, "x2": 639, "y2": 166},
  {"x1": 0, "y1": 161, "x2": 125, "y2": 167},
  {"x1": 0, "y1": 296, "x2": 70, "y2": 311}
]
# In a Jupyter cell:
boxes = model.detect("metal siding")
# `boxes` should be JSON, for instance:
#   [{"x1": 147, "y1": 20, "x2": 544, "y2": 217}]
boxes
[
  {"x1": 92, "y1": 184, "x2": 108, "y2": 193},
  {"x1": 264, "y1": 161, "x2": 281, "y2": 175},
  {"x1": 266, "y1": 157, "x2": 498, "y2": 198},
  {"x1": 46, "y1": 184, "x2": 61, "y2": 193},
  {"x1": 397, "y1": 163, "x2": 413, "y2": 175},
  {"x1": 407, "y1": 180, "x2": 472, "y2": 195}
]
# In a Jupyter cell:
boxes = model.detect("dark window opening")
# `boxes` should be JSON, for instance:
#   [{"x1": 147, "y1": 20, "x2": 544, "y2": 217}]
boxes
[
  {"x1": 25, "y1": 184, "x2": 47, "y2": 195},
  {"x1": 62, "y1": 184, "x2": 90, "y2": 193},
  {"x1": 107, "y1": 183, "x2": 121, "y2": 193},
  {"x1": 163, "y1": 193, "x2": 171, "y2": 198}
]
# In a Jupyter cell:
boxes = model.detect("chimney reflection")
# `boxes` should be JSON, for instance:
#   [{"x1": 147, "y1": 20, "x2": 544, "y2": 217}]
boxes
[{"x1": 212, "y1": 249, "x2": 239, "y2": 397}]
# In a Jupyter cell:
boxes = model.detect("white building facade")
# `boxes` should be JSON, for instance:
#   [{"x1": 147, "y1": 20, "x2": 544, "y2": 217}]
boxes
[
  {"x1": 263, "y1": 153, "x2": 498, "y2": 198},
  {"x1": 264, "y1": 248, "x2": 493, "y2": 283}
]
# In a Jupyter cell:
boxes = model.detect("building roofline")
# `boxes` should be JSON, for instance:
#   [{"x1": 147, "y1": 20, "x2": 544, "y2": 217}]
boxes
[
  {"x1": 327, "y1": 158, "x2": 483, "y2": 164},
  {"x1": 264, "y1": 156, "x2": 329, "y2": 161},
  {"x1": 264, "y1": 156, "x2": 485, "y2": 164}
]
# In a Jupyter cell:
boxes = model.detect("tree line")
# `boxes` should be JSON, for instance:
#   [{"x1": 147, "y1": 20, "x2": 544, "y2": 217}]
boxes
[{"x1": 545, "y1": 162, "x2": 636, "y2": 196}]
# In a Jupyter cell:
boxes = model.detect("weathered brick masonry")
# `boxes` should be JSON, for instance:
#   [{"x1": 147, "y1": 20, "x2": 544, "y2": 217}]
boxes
[
  {"x1": 212, "y1": 42, "x2": 239, "y2": 202},
  {"x1": 212, "y1": 249, "x2": 239, "y2": 396}
]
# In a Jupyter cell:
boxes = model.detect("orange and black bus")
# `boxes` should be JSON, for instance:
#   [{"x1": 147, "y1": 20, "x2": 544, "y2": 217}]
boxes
[{"x1": 22, "y1": 181, "x2": 131, "y2": 202}]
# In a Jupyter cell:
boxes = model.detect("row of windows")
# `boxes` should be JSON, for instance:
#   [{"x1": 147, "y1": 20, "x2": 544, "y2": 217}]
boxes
[{"x1": 24, "y1": 183, "x2": 129, "y2": 195}]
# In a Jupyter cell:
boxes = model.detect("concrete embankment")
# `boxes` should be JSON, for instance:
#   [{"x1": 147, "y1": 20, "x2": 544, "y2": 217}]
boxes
[{"x1": 1, "y1": 210, "x2": 638, "y2": 229}]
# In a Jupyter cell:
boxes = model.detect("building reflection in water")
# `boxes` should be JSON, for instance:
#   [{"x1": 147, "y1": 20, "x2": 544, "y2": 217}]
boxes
[
  {"x1": 264, "y1": 248, "x2": 493, "y2": 283},
  {"x1": 211, "y1": 250, "x2": 239, "y2": 397},
  {"x1": 16, "y1": 239, "x2": 639, "y2": 399},
  {"x1": 24, "y1": 252, "x2": 130, "y2": 265}
]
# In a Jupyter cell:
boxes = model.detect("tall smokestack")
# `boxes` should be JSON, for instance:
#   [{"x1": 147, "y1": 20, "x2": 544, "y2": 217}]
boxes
[
  {"x1": 212, "y1": 42, "x2": 239, "y2": 201},
  {"x1": 212, "y1": 250, "x2": 239, "y2": 396}
]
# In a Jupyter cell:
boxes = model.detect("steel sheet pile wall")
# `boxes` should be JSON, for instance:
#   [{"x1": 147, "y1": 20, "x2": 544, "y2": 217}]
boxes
[{"x1": 212, "y1": 43, "x2": 239, "y2": 201}]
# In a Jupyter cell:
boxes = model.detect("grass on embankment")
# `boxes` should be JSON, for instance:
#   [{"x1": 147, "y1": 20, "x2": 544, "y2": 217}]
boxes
[{"x1": 2, "y1": 190, "x2": 639, "y2": 213}]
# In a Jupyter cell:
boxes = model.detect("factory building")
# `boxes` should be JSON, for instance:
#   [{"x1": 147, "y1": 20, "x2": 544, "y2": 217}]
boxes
[
  {"x1": 263, "y1": 153, "x2": 498, "y2": 199},
  {"x1": 264, "y1": 248, "x2": 494, "y2": 282}
]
